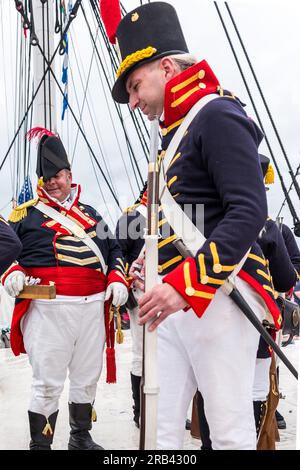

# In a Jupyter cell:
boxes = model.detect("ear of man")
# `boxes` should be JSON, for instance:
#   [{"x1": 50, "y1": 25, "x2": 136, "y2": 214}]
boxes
[{"x1": 159, "y1": 57, "x2": 181, "y2": 82}]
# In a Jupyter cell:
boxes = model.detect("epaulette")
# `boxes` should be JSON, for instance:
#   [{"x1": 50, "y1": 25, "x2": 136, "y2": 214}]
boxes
[{"x1": 8, "y1": 198, "x2": 39, "y2": 223}]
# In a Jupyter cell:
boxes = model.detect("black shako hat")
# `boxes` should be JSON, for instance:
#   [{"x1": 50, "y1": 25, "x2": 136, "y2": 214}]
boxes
[
  {"x1": 36, "y1": 134, "x2": 71, "y2": 181},
  {"x1": 112, "y1": 2, "x2": 189, "y2": 104}
]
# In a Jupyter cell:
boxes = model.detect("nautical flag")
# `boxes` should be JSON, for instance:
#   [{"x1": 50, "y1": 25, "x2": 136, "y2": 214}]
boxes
[
  {"x1": 61, "y1": 1, "x2": 73, "y2": 120},
  {"x1": 17, "y1": 176, "x2": 34, "y2": 205}
]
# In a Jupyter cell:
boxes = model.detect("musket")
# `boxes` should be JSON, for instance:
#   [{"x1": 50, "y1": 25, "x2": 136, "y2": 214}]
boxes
[
  {"x1": 173, "y1": 238, "x2": 298, "y2": 380},
  {"x1": 139, "y1": 118, "x2": 160, "y2": 450}
]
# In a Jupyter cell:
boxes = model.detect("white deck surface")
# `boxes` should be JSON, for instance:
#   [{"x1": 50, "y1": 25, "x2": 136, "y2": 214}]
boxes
[{"x1": 0, "y1": 330, "x2": 298, "y2": 450}]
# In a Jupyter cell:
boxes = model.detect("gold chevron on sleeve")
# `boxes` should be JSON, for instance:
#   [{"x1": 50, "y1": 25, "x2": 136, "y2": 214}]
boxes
[
  {"x1": 117, "y1": 258, "x2": 126, "y2": 269},
  {"x1": 248, "y1": 253, "x2": 267, "y2": 266},
  {"x1": 167, "y1": 176, "x2": 178, "y2": 188},
  {"x1": 158, "y1": 255, "x2": 183, "y2": 273},
  {"x1": 206, "y1": 277, "x2": 225, "y2": 286},
  {"x1": 210, "y1": 241, "x2": 236, "y2": 273},
  {"x1": 168, "y1": 152, "x2": 181, "y2": 169},
  {"x1": 158, "y1": 218, "x2": 167, "y2": 228},
  {"x1": 256, "y1": 269, "x2": 271, "y2": 281},
  {"x1": 221, "y1": 264, "x2": 237, "y2": 272},
  {"x1": 198, "y1": 253, "x2": 208, "y2": 284},
  {"x1": 158, "y1": 234, "x2": 177, "y2": 249},
  {"x1": 263, "y1": 284, "x2": 274, "y2": 294},
  {"x1": 183, "y1": 261, "x2": 214, "y2": 299},
  {"x1": 115, "y1": 264, "x2": 126, "y2": 274},
  {"x1": 210, "y1": 242, "x2": 221, "y2": 272}
]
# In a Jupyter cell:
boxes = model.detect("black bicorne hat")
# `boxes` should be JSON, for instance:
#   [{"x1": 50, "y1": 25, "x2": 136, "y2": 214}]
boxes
[
  {"x1": 112, "y1": 2, "x2": 189, "y2": 104},
  {"x1": 27, "y1": 128, "x2": 71, "y2": 182}
]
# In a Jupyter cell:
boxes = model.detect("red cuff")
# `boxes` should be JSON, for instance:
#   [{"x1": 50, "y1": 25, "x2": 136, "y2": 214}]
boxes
[
  {"x1": 163, "y1": 257, "x2": 216, "y2": 318},
  {"x1": 107, "y1": 269, "x2": 128, "y2": 288},
  {"x1": 1, "y1": 264, "x2": 27, "y2": 285}
]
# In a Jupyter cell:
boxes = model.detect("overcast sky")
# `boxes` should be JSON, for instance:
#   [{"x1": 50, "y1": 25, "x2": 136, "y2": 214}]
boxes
[{"x1": 0, "y1": 0, "x2": 299, "y2": 241}]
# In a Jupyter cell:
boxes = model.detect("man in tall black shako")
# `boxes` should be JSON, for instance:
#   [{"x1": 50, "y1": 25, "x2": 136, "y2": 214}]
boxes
[
  {"x1": 110, "y1": 2, "x2": 282, "y2": 449},
  {"x1": 2, "y1": 128, "x2": 128, "y2": 450}
]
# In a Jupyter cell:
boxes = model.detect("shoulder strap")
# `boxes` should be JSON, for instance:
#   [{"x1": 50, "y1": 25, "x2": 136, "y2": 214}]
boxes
[
  {"x1": 160, "y1": 94, "x2": 219, "y2": 175},
  {"x1": 35, "y1": 201, "x2": 108, "y2": 275}
]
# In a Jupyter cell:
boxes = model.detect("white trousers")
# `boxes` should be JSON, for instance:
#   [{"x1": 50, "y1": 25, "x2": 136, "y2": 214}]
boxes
[
  {"x1": 157, "y1": 277, "x2": 266, "y2": 450},
  {"x1": 22, "y1": 293, "x2": 105, "y2": 417},
  {"x1": 129, "y1": 288, "x2": 143, "y2": 377},
  {"x1": 253, "y1": 357, "x2": 272, "y2": 401}
]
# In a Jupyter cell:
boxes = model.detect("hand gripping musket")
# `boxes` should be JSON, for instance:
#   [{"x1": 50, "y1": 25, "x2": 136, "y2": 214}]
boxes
[
  {"x1": 173, "y1": 238, "x2": 298, "y2": 380},
  {"x1": 139, "y1": 118, "x2": 160, "y2": 450}
]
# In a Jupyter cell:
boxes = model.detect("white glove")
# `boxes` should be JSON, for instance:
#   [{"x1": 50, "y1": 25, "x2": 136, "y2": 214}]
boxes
[
  {"x1": 4, "y1": 271, "x2": 26, "y2": 297},
  {"x1": 105, "y1": 282, "x2": 128, "y2": 307}
]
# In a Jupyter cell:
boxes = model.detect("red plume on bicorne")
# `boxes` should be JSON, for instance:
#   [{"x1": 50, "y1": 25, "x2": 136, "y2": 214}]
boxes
[
  {"x1": 25, "y1": 127, "x2": 56, "y2": 142},
  {"x1": 99, "y1": 0, "x2": 121, "y2": 45}
]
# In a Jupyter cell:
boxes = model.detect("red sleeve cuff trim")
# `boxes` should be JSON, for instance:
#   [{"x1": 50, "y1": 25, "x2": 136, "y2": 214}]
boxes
[
  {"x1": 107, "y1": 269, "x2": 128, "y2": 288},
  {"x1": 1, "y1": 264, "x2": 27, "y2": 285},
  {"x1": 163, "y1": 258, "x2": 216, "y2": 318}
]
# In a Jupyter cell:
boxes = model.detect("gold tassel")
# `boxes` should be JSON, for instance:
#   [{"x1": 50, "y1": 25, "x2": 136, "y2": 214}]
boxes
[
  {"x1": 38, "y1": 177, "x2": 44, "y2": 187},
  {"x1": 109, "y1": 305, "x2": 114, "y2": 323},
  {"x1": 116, "y1": 306, "x2": 124, "y2": 344},
  {"x1": 92, "y1": 407, "x2": 97, "y2": 422},
  {"x1": 265, "y1": 163, "x2": 275, "y2": 184},
  {"x1": 42, "y1": 419, "x2": 53, "y2": 436},
  {"x1": 8, "y1": 207, "x2": 27, "y2": 223},
  {"x1": 8, "y1": 198, "x2": 38, "y2": 223}
]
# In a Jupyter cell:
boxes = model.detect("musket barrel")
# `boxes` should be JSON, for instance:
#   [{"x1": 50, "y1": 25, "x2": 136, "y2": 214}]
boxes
[{"x1": 140, "y1": 118, "x2": 160, "y2": 450}]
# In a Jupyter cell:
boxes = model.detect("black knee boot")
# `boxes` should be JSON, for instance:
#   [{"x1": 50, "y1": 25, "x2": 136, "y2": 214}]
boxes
[
  {"x1": 28, "y1": 410, "x2": 58, "y2": 450},
  {"x1": 68, "y1": 403, "x2": 104, "y2": 450},
  {"x1": 196, "y1": 391, "x2": 213, "y2": 450},
  {"x1": 130, "y1": 373, "x2": 141, "y2": 428},
  {"x1": 253, "y1": 400, "x2": 266, "y2": 436}
]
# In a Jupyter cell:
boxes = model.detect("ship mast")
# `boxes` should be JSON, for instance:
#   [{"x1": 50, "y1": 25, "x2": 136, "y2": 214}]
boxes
[{"x1": 31, "y1": 0, "x2": 57, "y2": 131}]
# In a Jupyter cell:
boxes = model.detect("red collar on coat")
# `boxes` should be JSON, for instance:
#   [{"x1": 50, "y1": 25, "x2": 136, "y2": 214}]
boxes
[{"x1": 163, "y1": 60, "x2": 220, "y2": 128}]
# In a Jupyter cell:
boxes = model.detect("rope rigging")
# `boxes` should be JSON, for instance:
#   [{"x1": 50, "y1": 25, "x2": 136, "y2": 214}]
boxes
[
  {"x1": 214, "y1": 1, "x2": 300, "y2": 235},
  {"x1": 6, "y1": 0, "x2": 151, "y2": 211},
  {"x1": 67, "y1": 63, "x2": 117, "y2": 226},
  {"x1": 35, "y1": 38, "x2": 122, "y2": 208},
  {"x1": 277, "y1": 164, "x2": 300, "y2": 219},
  {"x1": 92, "y1": 0, "x2": 150, "y2": 158},
  {"x1": 68, "y1": 27, "x2": 120, "y2": 196},
  {"x1": 76, "y1": 8, "x2": 140, "y2": 196},
  {"x1": 0, "y1": 0, "x2": 81, "y2": 172},
  {"x1": 225, "y1": 1, "x2": 300, "y2": 203},
  {"x1": 81, "y1": 2, "x2": 145, "y2": 187}
]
